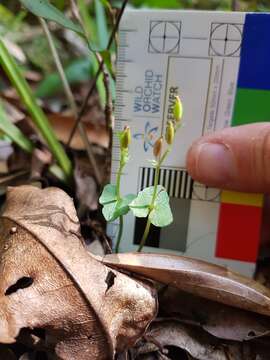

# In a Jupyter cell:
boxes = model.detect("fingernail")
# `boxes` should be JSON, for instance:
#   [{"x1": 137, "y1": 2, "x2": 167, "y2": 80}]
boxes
[{"x1": 196, "y1": 142, "x2": 236, "y2": 184}]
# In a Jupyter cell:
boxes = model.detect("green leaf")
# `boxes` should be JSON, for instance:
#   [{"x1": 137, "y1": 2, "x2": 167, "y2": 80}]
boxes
[
  {"x1": 130, "y1": 205, "x2": 149, "y2": 218},
  {"x1": 129, "y1": 186, "x2": 163, "y2": 218},
  {"x1": 99, "y1": 0, "x2": 111, "y2": 10},
  {"x1": 99, "y1": 50, "x2": 113, "y2": 75},
  {"x1": 130, "y1": 186, "x2": 163, "y2": 208},
  {"x1": 130, "y1": 186, "x2": 173, "y2": 226},
  {"x1": 77, "y1": 0, "x2": 97, "y2": 41},
  {"x1": 19, "y1": 0, "x2": 84, "y2": 36},
  {"x1": 0, "y1": 5, "x2": 16, "y2": 28},
  {"x1": 101, "y1": 192, "x2": 135, "y2": 222},
  {"x1": 94, "y1": 0, "x2": 109, "y2": 49},
  {"x1": 0, "y1": 38, "x2": 72, "y2": 180},
  {"x1": 0, "y1": 100, "x2": 34, "y2": 153},
  {"x1": 99, "y1": 184, "x2": 117, "y2": 205},
  {"x1": 91, "y1": 55, "x2": 106, "y2": 108},
  {"x1": 102, "y1": 201, "x2": 117, "y2": 221},
  {"x1": 114, "y1": 194, "x2": 136, "y2": 218},
  {"x1": 149, "y1": 190, "x2": 173, "y2": 227},
  {"x1": 36, "y1": 57, "x2": 91, "y2": 98}
]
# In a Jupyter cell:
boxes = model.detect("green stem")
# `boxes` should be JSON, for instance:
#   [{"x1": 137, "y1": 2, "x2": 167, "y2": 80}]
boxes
[
  {"x1": 138, "y1": 217, "x2": 151, "y2": 252},
  {"x1": 137, "y1": 148, "x2": 171, "y2": 252},
  {"x1": 151, "y1": 162, "x2": 161, "y2": 207},
  {"x1": 116, "y1": 154, "x2": 124, "y2": 201},
  {"x1": 114, "y1": 151, "x2": 126, "y2": 251},
  {"x1": 115, "y1": 215, "x2": 123, "y2": 253}
]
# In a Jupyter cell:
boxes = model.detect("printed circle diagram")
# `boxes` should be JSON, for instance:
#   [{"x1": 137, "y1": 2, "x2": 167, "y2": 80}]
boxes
[
  {"x1": 149, "y1": 21, "x2": 181, "y2": 54},
  {"x1": 192, "y1": 183, "x2": 221, "y2": 202},
  {"x1": 210, "y1": 23, "x2": 243, "y2": 57}
]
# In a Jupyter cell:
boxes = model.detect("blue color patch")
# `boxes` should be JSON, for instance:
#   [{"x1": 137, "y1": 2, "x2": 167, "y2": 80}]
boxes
[{"x1": 238, "y1": 14, "x2": 270, "y2": 91}]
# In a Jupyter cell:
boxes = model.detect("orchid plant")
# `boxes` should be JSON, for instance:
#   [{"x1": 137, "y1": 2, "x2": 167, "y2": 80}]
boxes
[{"x1": 99, "y1": 95, "x2": 183, "y2": 252}]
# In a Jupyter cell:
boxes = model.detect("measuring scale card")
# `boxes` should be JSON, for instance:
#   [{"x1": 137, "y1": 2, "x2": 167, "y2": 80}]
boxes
[{"x1": 108, "y1": 10, "x2": 270, "y2": 276}]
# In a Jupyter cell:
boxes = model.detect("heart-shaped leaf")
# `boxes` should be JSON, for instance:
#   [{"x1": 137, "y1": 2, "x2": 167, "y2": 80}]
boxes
[
  {"x1": 130, "y1": 185, "x2": 163, "y2": 217},
  {"x1": 100, "y1": 185, "x2": 135, "y2": 221},
  {"x1": 149, "y1": 189, "x2": 173, "y2": 227},
  {"x1": 99, "y1": 184, "x2": 117, "y2": 205},
  {"x1": 102, "y1": 200, "x2": 117, "y2": 221},
  {"x1": 19, "y1": 0, "x2": 84, "y2": 36},
  {"x1": 116, "y1": 194, "x2": 136, "y2": 217},
  {"x1": 130, "y1": 186, "x2": 172, "y2": 227}
]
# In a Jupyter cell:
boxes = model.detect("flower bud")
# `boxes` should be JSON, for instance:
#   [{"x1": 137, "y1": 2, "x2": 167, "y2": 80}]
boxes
[
  {"x1": 165, "y1": 120, "x2": 175, "y2": 145},
  {"x1": 173, "y1": 95, "x2": 183, "y2": 123},
  {"x1": 153, "y1": 136, "x2": 163, "y2": 158},
  {"x1": 120, "y1": 126, "x2": 131, "y2": 149}
]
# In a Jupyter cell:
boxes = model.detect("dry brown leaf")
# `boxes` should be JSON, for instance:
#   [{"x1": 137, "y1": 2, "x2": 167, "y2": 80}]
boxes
[
  {"x1": 159, "y1": 287, "x2": 270, "y2": 342},
  {"x1": 31, "y1": 148, "x2": 52, "y2": 180},
  {"x1": 48, "y1": 114, "x2": 109, "y2": 149},
  {"x1": 2, "y1": 38, "x2": 26, "y2": 63},
  {"x1": 0, "y1": 186, "x2": 157, "y2": 359},
  {"x1": 143, "y1": 319, "x2": 253, "y2": 360},
  {"x1": 102, "y1": 253, "x2": 270, "y2": 317},
  {"x1": 19, "y1": 354, "x2": 31, "y2": 360},
  {"x1": 74, "y1": 155, "x2": 100, "y2": 212},
  {"x1": 2, "y1": 99, "x2": 25, "y2": 123}
]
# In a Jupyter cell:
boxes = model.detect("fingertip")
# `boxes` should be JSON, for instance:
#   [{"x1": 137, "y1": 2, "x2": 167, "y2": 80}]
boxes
[
  {"x1": 186, "y1": 140, "x2": 237, "y2": 188},
  {"x1": 186, "y1": 144, "x2": 197, "y2": 179},
  {"x1": 186, "y1": 123, "x2": 270, "y2": 193}
]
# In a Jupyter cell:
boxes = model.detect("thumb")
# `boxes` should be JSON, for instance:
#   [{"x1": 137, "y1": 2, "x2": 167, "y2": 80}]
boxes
[{"x1": 186, "y1": 123, "x2": 270, "y2": 193}]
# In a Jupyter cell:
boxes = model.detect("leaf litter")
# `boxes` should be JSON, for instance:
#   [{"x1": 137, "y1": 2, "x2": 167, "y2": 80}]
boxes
[
  {"x1": 0, "y1": 186, "x2": 268, "y2": 359},
  {"x1": 0, "y1": 186, "x2": 157, "y2": 359}
]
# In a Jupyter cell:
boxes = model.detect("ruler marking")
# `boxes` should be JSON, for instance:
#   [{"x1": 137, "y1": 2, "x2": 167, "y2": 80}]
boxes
[
  {"x1": 178, "y1": 172, "x2": 182, "y2": 198},
  {"x1": 202, "y1": 57, "x2": 213, "y2": 134},
  {"x1": 146, "y1": 167, "x2": 150, "y2": 187},
  {"x1": 168, "y1": 169, "x2": 173, "y2": 197},
  {"x1": 116, "y1": 89, "x2": 133, "y2": 94},
  {"x1": 118, "y1": 59, "x2": 134, "y2": 63},
  {"x1": 142, "y1": 167, "x2": 146, "y2": 189},
  {"x1": 188, "y1": 177, "x2": 194, "y2": 199},
  {"x1": 173, "y1": 170, "x2": 179, "y2": 198},
  {"x1": 120, "y1": 29, "x2": 137, "y2": 32},
  {"x1": 183, "y1": 171, "x2": 188, "y2": 198},
  {"x1": 111, "y1": 171, "x2": 128, "y2": 175},
  {"x1": 214, "y1": 58, "x2": 225, "y2": 131}
]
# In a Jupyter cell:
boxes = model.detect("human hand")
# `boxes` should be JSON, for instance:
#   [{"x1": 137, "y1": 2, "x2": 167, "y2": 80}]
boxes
[{"x1": 186, "y1": 122, "x2": 270, "y2": 247}]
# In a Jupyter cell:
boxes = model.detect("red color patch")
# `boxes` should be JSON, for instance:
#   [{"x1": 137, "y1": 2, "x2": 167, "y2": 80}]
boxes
[{"x1": 216, "y1": 203, "x2": 262, "y2": 263}]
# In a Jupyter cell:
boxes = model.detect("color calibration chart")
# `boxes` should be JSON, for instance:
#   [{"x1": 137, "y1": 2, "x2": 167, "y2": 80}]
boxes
[{"x1": 108, "y1": 10, "x2": 270, "y2": 276}]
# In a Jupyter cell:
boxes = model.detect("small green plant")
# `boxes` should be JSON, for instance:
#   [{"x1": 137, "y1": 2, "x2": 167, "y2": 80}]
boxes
[
  {"x1": 99, "y1": 126, "x2": 136, "y2": 253},
  {"x1": 99, "y1": 95, "x2": 183, "y2": 252}
]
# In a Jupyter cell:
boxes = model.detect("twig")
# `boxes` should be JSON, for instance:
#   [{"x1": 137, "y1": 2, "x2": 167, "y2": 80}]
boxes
[
  {"x1": 102, "y1": 61, "x2": 114, "y2": 148},
  {"x1": 39, "y1": 18, "x2": 102, "y2": 186},
  {"x1": 106, "y1": 2, "x2": 119, "y2": 49},
  {"x1": 67, "y1": 0, "x2": 129, "y2": 146},
  {"x1": 70, "y1": 0, "x2": 113, "y2": 145}
]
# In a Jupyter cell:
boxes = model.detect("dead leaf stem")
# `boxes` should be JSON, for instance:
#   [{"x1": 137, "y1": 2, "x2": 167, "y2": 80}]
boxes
[{"x1": 39, "y1": 17, "x2": 102, "y2": 186}]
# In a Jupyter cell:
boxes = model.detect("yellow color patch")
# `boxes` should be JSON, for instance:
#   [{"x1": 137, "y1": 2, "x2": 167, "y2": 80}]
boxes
[{"x1": 221, "y1": 191, "x2": 263, "y2": 207}]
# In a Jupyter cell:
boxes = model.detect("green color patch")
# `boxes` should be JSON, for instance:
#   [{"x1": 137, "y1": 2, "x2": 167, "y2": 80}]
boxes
[{"x1": 232, "y1": 88, "x2": 270, "y2": 126}]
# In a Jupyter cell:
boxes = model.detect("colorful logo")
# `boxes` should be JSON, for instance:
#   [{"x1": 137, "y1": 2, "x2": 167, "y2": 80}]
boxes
[{"x1": 133, "y1": 121, "x2": 158, "y2": 152}]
